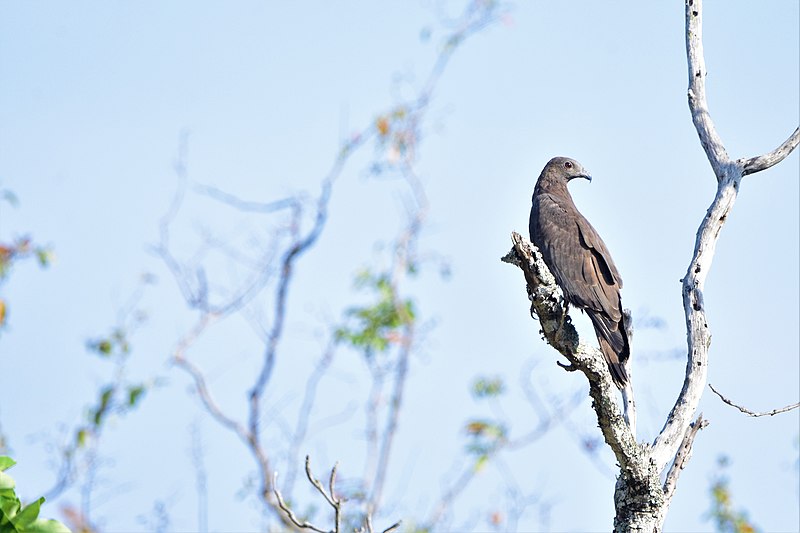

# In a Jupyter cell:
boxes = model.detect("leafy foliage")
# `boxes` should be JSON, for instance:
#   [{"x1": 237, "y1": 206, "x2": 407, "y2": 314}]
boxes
[
  {"x1": 372, "y1": 106, "x2": 416, "y2": 172},
  {"x1": 86, "y1": 328, "x2": 130, "y2": 358},
  {"x1": 471, "y1": 377, "x2": 505, "y2": 398},
  {"x1": 464, "y1": 419, "x2": 507, "y2": 461},
  {"x1": 78, "y1": 327, "x2": 150, "y2": 444},
  {"x1": 0, "y1": 236, "x2": 52, "y2": 331},
  {"x1": 0, "y1": 457, "x2": 70, "y2": 533},
  {"x1": 335, "y1": 270, "x2": 415, "y2": 357},
  {"x1": 0, "y1": 190, "x2": 53, "y2": 331},
  {"x1": 464, "y1": 376, "x2": 508, "y2": 468}
]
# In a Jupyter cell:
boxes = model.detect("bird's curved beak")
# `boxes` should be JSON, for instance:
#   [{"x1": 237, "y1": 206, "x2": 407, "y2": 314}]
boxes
[{"x1": 578, "y1": 172, "x2": 592, "y2": 182}]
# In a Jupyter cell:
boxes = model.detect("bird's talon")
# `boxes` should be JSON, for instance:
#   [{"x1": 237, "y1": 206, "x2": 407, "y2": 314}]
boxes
[{"x1": 557, "y1": 360, "x2": 578, "y2": 372}]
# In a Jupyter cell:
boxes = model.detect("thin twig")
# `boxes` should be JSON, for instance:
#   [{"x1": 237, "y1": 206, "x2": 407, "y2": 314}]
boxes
[
  {"x1": 284, "y1": 339, "x2": 338, "y2": 495},
  {"x1": 172, "y1": 315, "x2": 245, "y2": 436},
  {"x1": 189, "y1": 423, "x2": 209, "y2": 533},
  {"x1": 192, "y1": 182, "x2": 300, "y2": 214},
  {"x1": 305, "y1": 456, "x2": 339, "y2": 509},
  {"x1": 367, "y1": 296, "x2": 414, "y2": 515},
  {"x1": 272, "y1": 472, "x2": 329, "y2": 533},
  {"x1": 381, "y1": 521, "x2": 402, "y2": 533},
  {"x1": 367, "y1": 166, "x2": 427, "y2": 516},
  {"x1": 425, "y1": 386, "x2": 582, "y2": 528},
  {"x1": 709, "y1": 384, "x2": 800, "y2": 417}
]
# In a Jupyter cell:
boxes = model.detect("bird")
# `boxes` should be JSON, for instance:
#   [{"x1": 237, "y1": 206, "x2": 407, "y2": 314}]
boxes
[{"x1": 529, "y1": 156, "x2": 630, "y2": 388}]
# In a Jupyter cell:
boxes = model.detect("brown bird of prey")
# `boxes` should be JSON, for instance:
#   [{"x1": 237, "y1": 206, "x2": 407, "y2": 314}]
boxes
[{"x1": 529, "y1": 156, "x2": 630, "y2": 388}]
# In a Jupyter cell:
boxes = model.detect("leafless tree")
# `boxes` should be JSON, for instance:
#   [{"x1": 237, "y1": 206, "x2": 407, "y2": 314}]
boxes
[
  {"x1": 150, "y1": 2, "x2": 562, "y2": 530},
  {"x1": 17, "y1": 3, "x2": 593, "y2": 531},
  {"x1": 503, "y1": 1, "x2": 798, "y2": 531}
]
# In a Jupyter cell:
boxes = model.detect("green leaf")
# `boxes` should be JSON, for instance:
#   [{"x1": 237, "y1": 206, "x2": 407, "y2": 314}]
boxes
[
  {"x1": 0, "y1": 488, "x2": 16, "y2": 502},
  {"x1": 97, "y1": 340, "x2": 112, "y2": 355},
  {"x1": 353, "y1": 268, "x2": 374, "y2": 288},
  {"x1": 23, "y1": 518, "x2": 72, "y2": 533},
  {"x1": 86, "y1": 338, "x2": 113, "y2": 356},
  {"x1": 34, "y1": 249, "x2": 53, "y2": 268},
  {"x1": 471, "y1": 377, "x2": 505, "y2": 398},
  {"x1": 473, "y1": 454, "x2": 489, "y2": 472},
  {"x1": 127, "y1": 385, "x2": 145, "y2": 407},
  {"x1": 92, "y1": 387, "x2": 114, "y2": 426},
  {"x1": 99, "y1": 387, "x2": 113, "y2": 408},
  {"x1": 0, "y1": 471, "x2": 15, "y2": 491},
  {"x1": 13, "y1": 497, "x2": 43, "y2": 530},
  {"x1": 0, "y1": 458, "x2": 70, "y2": 533},
  {"x1": 402, "y1": 299, "x2": 415, "y2": 321},
  {"x1": 0, "y1": 491, "x2": 20, "y2": 519},
  {"x1": 75, "y1": 429, "x2": 88, "y2": 448},
  {"x1": 0, "y1": 458, "x2": 16, "y2": 472}
]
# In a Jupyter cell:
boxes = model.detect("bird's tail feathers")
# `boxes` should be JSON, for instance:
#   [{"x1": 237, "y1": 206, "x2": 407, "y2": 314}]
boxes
[
  {"x1": 597, "y1": 335, "x2": 629, "y2": 388},
  {"x1": 588, "y1": 311, "x2": 630, "y2": 389}
]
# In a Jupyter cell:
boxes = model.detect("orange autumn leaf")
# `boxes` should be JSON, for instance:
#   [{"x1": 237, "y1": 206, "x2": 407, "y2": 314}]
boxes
[{"x1": 376, "y1": 116, "x2": 390, "y2": 136}]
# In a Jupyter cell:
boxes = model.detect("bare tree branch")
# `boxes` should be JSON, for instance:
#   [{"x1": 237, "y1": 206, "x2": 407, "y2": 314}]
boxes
[
  {"x1": 380, "y1": 521, "x2": 402, "y2": 533},
  {"x1": 425, "y1": 382, "x2": 583, "y2": 530},
  {"x1": 740, "y1": 127, "x2": 800, "y2": 176},
  {"x1": 172, "y1": 315, "x2": 245, "y2": 436},
  {"x1": 189, "y1": 423, "x2": 209, "y2": 533},
  {"x1": 662, "y1": 414, "x2": 708, "y2": 504},
  {"x1": 709, "y1": 384, "x2": 800, "y2": 417},
  {"x1": 156, "y1": 2, "x2": 508, "y2": 529},
  {"x1": 367, "y1": 168, "x2": 426, "y2": 516},
  {"x1": 284, "y1": 339, "x2": 338, "y2": 496},
  {"x1": 275, "y1": 457, "x2": 401, "y2": 533},
  {"x1": 651, "y1": 0, "x2": 799, "y2": 474},
  {"x1": 684, "y1": 0, "x2": 731, "y2": 180},
  {"x1": 356, "y1": 514, "x2": 402, "y2": 533},
  {"x1": 305, "y1": 456, "x2": 340, "y2": 513},
  {"x1": 272, "y1": 472, "x2": 329, "y2": 533},
  {"x1": 192, "y1": 181, "x2": 300, "y2": 214}
]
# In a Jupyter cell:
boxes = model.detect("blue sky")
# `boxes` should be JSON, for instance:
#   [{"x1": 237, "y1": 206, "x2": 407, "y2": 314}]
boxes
[{"x1": 1, "y1": 1, "x2": 798, "y2": 531}]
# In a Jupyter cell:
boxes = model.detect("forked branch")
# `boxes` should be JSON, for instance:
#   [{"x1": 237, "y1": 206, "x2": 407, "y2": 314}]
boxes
[
  {"x1": 273, "y1": 457, "x2": 401, "y2": 533},
  {"x1": 651, "y1": 0, "x2": 799, "y2": 473}
]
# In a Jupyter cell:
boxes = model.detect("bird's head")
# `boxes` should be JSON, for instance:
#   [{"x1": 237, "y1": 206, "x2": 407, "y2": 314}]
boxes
[{"x1": 545, "y1": 156, "x2": 592, "y2": 183}]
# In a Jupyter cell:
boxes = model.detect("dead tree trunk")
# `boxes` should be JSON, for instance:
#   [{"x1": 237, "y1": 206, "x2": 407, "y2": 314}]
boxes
[{"x1": 503, "y1": 1, "x2": 799, "y2": 530}]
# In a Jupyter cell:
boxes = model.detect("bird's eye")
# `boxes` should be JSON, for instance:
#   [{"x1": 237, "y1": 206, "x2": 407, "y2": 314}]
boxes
[{"x1": 564, "y1": 161, "x2": 573, "y2": 169}]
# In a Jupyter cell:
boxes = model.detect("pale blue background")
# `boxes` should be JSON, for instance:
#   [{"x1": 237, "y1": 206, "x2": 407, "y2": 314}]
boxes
[{"x1": 1, "y1": 1, "x2": 797, "y2": 531}]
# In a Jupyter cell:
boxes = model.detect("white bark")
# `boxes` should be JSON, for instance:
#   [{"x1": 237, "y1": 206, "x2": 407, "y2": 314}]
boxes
[{"x1": 652, "y1": 0, "x2": 799, "y2": 477}]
